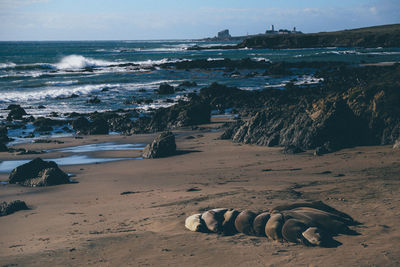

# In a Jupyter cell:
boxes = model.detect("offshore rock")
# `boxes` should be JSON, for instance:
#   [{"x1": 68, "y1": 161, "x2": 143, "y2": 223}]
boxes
[
  {"x1": 157, "y1": 83, "x2": 175, "y2": 95},
  {"x1": 142, "y1": 131, "x2": 177, "y2": 159}
]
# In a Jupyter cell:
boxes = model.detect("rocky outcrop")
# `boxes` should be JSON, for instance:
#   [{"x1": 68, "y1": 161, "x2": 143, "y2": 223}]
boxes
[
  {"x1": 131, "y1": 98, "x2": 211, "y2": 133},
  {"x1": 0, "y1": 126, "x2": 10, "y2": 151},
  {"x1": 6, "y1": 105, "x2": 27, "y2": 121},
  {"x1": 0, "y1": 200, "x2": 29, "y2": 216},
  {"x1": 8, "y1": 158, "x2": 69, "y2": 187},
  {"x1": 157, "y1": 83, "x2": 175, "y2": 95},
  {"x1": 222, "y1": 64, "x2": 400, "y2": 154},
  {"x1": 71, "y1": 117, "x2": 109, "y2": 135},
  {"x1": 142, "y1": 131, "x2": 177, "y2": 159}
]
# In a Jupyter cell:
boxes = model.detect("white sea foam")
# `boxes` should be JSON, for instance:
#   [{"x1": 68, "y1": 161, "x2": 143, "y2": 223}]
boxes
[
  {"x1": 252, "y1": 57, "x2": 271, "y2": 62},
  {"x1": 134, "y1": 58, "x2": 189, "y2": 67},
  {"x1": 0, "y1": 84, "x2": 113, "y2": 103},
  {"x1": 45, "y1": 80, "x2": 79, "y2": 86},
  {"x1": 0, "y1": 62, "x2": 16, "y2": 69},
  {"x1": 54, "y1": 55, "x2": 115, "y2": 70},
  {"x1": 207, "y1": 58, "x2": 225, "y2": 61}
]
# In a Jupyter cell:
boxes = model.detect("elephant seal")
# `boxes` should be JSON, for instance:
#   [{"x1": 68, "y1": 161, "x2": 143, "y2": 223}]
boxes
[
  {"x1": 201, "y1": 208, "x2": 228, "y2": 233},
  {"x1": 271, "y1": 201, "x2": 356, "y2": 225},
  {"x1": 265, "y1": 213, "x2": 284, "y2": 241},
  {"x1": 185, "y1": 214, "x2": 206, "y2": 232},
  {"x1": 235, "y1": 210, "x2": 257, "y2": 235},
  {"x1": 252, "y1": 212, "x2": 270, "y2": 237},
  {"x1": 222, "y1": 209, "x2": 240, "y2": 235},
  {"x1": 281, "y1": 218, "x2": 308, "y2": 244},
  {"x1": 282, "y1": 209, "x2": 352, "y2": 235},
  {"x1": 302, "y1": 227, "x2": 325, "y2": 246}
]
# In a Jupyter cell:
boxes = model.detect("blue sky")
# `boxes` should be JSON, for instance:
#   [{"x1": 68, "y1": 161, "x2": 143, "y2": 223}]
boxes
[{"x1": 0, "y1": 0, "x2": 399, "y2": 40}]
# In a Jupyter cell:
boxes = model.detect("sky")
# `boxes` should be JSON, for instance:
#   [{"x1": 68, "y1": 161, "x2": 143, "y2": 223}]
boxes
[{"x1": 0, "y1": 0, "x2": 399, "y2": 40}]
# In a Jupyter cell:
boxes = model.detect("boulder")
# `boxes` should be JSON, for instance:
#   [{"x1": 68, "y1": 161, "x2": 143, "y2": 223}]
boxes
[
  {"x1": 0, "y1": 200, "x2": 29, "y2": 216},
  {"x1": 8, "y1": 158, "x2": 69, "y2": 187},
  {"x1": 71, "y1": 116, "x2": 90, "y2": 134},
  {"x1": 157, "y1": 83, "x2": 175, "y2": 95},
  {"x1": 89, "y1": 117, "x2": 109, "y2": 135},
  {"x1": 142, "y1": 131, "x2": 177, "y2": 158},
  {"x1": 178, "y1": 81, "x2": 197, "y2": 88},
  {"x1": 6, "y1": 105, "x2": 27, "y2": 121}
]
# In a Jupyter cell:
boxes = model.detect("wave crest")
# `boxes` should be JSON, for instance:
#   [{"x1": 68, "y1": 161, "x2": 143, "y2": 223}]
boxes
[{"x1": 55, "y1": 55, "x2": 115, "y2": 70}]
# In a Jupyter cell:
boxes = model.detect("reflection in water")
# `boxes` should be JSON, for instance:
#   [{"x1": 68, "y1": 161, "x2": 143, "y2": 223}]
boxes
[
  {"x1": 0, "y1": 155, "x2": 142, "y2": 173},
  {"x1": 47, "y1": 142, "x2": 146, "y2": 153}
]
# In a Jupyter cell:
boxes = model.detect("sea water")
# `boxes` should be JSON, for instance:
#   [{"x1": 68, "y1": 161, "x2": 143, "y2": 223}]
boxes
[{"x1": 1, "y1": 40, "x2": 399, "y2": 128}]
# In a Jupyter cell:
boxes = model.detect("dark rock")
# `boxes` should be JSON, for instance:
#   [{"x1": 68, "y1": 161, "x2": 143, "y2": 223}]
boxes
[
  {"x1": 89, "y1": 117, "x2": 109, "y2": 135},
  {"x1": 8, "y1": 158, "x2": 69, "y2": 187},
  {"x1": 71, "y1": 116, "x2": 109, "y2": 135},
  {"x1": 178, "y1": 81, "x2": 197, "y2": 87},
  {"x1": 0, "y1": 143, "x2": 8, "y2": 152},
  {"x1": 38, "y1": 105, "x2": 46, "y2": 109},
  {"x1": 142, "y1": 131, "x2": 177, "y2": 159},
  {"x1": 87, "y1": 96, "x2": 101, "y2": 104},
  {"x1": 131, "y1": 99, "x2": 211, "y2": 133},
  {"x1": 157, "y1": 83, "x2": 175, "y2": 95},
  {"x1": 71, "y1": 117, "x2": 90, "y2": 134},
  {"x1": 0, "y1": 200, "x2": 29, "y2": 216},
  {"x1": 6, "y1": 105, "x2": 27, "y2": 121},
  {"x1": 0, "y1": 126, "x2": 10, "y2": 144}
]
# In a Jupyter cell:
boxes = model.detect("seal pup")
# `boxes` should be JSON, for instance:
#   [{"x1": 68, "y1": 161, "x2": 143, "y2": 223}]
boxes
[
  {"x1": 265, "y1": 213, "x2": 284, "y2": 241},
  {"x1": 185, "y1": 214, "x2": 206, "y2": 232},
  {"x1": 201, "y1": 208, "x2": 228, "y2": 233},
  {"x1": 235, "y1": 210, "x2": 257, "y2": 235},
  {"x1": 252, "y1": 212, "x2": 270, "y2": 237},
  {"x1": 222, "y1": 209, "x2": 240, "y2": 235}
]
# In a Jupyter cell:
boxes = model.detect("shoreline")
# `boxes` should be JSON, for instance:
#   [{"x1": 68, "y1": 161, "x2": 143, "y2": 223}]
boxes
[{"x1": 0, "y1": 120, "x2": 400, "y2": 266}]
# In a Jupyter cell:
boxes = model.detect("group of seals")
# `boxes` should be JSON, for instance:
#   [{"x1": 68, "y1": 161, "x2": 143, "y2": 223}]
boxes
[{"x1": 185, "y1": 201, "x2": 359, "y2": 247}]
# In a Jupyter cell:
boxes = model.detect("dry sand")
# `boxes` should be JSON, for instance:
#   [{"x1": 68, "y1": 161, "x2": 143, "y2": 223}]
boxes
[{"x1": 1, "y1": 119, "x2": 400, "y2": 266}]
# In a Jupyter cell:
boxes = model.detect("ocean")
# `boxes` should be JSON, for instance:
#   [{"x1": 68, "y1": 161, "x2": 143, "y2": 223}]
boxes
[{"x1": 1, "y1": 40, "x2": 400, "y2": 142}]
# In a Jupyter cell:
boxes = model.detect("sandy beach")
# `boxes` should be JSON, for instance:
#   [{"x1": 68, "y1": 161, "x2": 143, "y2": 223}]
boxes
[{"x1": 1, "y1": 117, "x2": 399, "y2": 267}]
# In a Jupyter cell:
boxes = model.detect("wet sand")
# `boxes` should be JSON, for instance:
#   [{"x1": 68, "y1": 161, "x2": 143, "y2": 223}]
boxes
[{"x1": 0, "y1": 119, "x2": 400, "y2": 266}]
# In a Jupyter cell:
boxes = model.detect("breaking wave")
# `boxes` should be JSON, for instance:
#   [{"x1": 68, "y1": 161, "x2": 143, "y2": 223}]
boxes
[{"x1": 54, "y1": 55, "x2": 115, "y2": 70}]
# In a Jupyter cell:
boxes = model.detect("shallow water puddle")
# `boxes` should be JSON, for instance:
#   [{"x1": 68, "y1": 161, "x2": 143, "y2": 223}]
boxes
[
  {"x1": 0, "y1": 155, "x2": 142, "y2": 173},
  {"x1": 46, "y1": 142, "x2": 146, "y2": 153}
]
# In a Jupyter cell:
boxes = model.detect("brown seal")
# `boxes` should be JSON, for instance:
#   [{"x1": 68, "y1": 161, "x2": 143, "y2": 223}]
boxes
[
  {"x1": 281, "y1": 218, "x2": 309, "y2": 244},
  {"x1": 201, "y1": 209, "x2": 228, "y2": 233},
  {"x1": 282, "y1": 208, "x2": 352, "y2": 235},
  {"x1": 265, "y1": 213, "x2": 284, "y2": 241},
  {"x1": 252, "y1": 212, "x2": 270, "y2": 237},
  {"x1": 271, "y1": 201, "x2": 355, "y2": 225},
  {"x1": 234, "y1": 210, "x2": 257, "y2": 235},
  {"x1": 222, "y1": 209, "x2": 240, "y2": 235}
]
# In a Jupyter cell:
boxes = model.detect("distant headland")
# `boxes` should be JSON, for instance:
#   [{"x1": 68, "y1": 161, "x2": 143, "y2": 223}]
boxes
[
  {"x1": 192, "y1": 24, "x2": 400, "y2": 50},
  {"x1": 202, "y1": 25, "x2": 302, "y2": 41}
]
